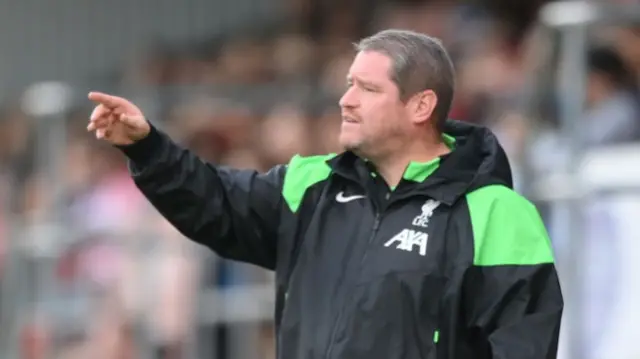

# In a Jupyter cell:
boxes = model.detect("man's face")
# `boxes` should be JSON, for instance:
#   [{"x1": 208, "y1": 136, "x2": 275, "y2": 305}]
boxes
[{"x1": 338, "y1": 51, "x2": 411, "y2": 156}]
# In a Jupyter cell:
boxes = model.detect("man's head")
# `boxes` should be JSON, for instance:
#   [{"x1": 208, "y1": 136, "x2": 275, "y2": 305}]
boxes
[
  {"x1": 586, "y1": 45, "x2": 635, "y2": 107},
  {"x1": 338, "y1": 29, "x2": 455, "y2": 158}
]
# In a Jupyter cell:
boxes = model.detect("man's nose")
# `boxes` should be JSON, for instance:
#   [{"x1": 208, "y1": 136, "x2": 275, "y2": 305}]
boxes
[{"x1": 339, "y1": 86, "x2": 359, "y2": 108}]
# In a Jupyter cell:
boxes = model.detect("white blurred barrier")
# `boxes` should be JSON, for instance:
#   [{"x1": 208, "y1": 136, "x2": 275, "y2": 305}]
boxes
[
  {"x1": 531, "y1": 3, "x2": 640, "y2": 358},
  {"x1": 531, "y1": 144, "x2": 640, "y2": 201},
  {"x1": 531, "y1": 145, "x2": 640, "y2": 359}
]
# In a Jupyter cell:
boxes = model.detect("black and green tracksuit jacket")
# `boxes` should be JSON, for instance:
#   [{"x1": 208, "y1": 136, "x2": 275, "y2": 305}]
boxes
[{"x1": 118, "y1": 119, "x2": 563, "y2": 359}]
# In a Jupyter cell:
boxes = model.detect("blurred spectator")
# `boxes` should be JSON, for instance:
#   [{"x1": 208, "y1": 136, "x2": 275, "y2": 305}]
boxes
[
  {"x1": 583, "y1": 45, "x2": 640, "y2": 146},
  {"x1": 607, "y1": 25, "x2": 640, "y2": 84},
  {"x1": 257, "y1": 104, "x2": 312, "y2": 164}
]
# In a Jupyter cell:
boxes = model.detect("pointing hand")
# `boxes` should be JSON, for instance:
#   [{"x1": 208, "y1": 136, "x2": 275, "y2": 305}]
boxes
[{"x1": 87, "y1": 91, "x2": 151, "y2": 145}]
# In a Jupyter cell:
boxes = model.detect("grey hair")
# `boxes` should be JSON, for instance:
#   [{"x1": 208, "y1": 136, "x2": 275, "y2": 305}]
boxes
[{"x1": 355, "y1": 29, "x2": 456, "y2": 132}]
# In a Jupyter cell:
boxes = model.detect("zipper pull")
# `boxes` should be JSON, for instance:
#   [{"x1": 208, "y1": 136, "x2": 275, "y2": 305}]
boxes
[{"x1": 372, "y1": 215, "x2": 381, "y2": 231}]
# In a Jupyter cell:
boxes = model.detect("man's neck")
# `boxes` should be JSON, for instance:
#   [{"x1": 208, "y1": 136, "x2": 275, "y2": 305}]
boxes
[{"x1": 374, "y1": 140, "x2": 451, "y2": 189}]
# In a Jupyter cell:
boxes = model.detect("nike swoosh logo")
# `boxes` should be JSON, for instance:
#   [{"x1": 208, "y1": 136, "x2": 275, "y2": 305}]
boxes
[{"x1": 335, "y1": 191, "x2": 366, "y2": 203}]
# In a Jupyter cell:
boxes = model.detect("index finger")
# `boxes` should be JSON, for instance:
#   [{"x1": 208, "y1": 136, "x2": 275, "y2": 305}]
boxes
[
  {"x1": 90, "y1": 104, "x2": 112, "y2": 122},
  {"x1": 88, "y1": 92, "x2": 128, "y2": 109}
]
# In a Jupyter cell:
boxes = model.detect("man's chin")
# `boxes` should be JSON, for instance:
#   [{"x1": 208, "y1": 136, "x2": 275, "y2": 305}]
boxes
[
  {"x1": 340, "y1": 142, "x2": 365, "y2": 156},
  {"x1": 338, "y1": 138, "x2": 359, "y2": 152}
]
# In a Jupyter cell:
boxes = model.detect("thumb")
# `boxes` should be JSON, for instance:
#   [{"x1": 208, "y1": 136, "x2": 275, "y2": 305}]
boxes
[{"x1": 119, "y1": 113, "x2": 145, "y2": 128}]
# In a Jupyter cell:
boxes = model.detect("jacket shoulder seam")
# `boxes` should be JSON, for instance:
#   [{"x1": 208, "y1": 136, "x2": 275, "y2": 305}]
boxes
[
  {"x1": 466, "y1": 184, "x2": 554, "y2": 266},
  {"x1": 283, "y1": 154, "x2": 335, "y2": 212}
]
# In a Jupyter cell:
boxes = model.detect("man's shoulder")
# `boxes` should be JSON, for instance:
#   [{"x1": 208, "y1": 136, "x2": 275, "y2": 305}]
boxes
[
  {"x1": 464, "y1": 184, "x2": 554, "y2": 266},
  {"x1": 286, "y1": 153, "x2": 338, "y2": 171},
  {"x1": 282, "y1": 153, "x2": 338, "y2": 212},
  {"x1": 465, "y1": 184, "x2": 536, "y2": 213}
]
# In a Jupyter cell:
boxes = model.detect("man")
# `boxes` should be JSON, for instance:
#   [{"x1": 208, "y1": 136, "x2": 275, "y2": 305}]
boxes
[{"x1": 87, "y1": 29, "x2": 563, "y2": 359}]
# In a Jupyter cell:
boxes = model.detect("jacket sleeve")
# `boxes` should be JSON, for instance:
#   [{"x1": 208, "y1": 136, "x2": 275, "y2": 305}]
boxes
[
  {"x1": 464, "y1": 185, "x2": 564, "y2": 359},
  {"x1": 118, "y1": 125, "x2": 284, "y2": 270}
]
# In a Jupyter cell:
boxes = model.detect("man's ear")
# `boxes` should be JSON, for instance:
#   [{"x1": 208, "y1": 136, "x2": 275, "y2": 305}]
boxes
[{"x1": 410, "y1": 89, "x2": 438, "y2": 125}]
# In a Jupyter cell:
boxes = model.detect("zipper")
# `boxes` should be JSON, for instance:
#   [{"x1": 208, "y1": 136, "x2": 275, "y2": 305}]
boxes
[
  {"x1": 324, "y1": 211, "x2": 381, "y2": 359},
  {"x1": 359, "y1": 191, "x2": 387, "y2": 277},
  {"x1": 360, "y1": 213, "x2": 381, "y2": 266}
]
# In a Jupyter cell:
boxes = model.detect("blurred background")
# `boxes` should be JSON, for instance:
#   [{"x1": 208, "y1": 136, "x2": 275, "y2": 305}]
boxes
[{"x1": 0, "y1": 0, "x2": 639, "y2": 358}]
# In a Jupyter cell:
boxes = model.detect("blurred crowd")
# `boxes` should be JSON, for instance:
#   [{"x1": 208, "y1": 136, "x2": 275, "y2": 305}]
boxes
[{"x1": 0, "y1": 0, "x2": 639, "y2": 358}]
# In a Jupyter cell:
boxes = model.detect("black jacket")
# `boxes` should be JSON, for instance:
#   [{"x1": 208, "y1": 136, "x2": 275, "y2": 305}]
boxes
[{"x1": 119, "y1": 119, "x2": 563, "y2": 359}]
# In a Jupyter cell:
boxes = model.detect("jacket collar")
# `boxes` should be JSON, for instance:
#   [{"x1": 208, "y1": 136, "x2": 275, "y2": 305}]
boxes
[
  {"x1": 325, "y1": 151, "x2": 467, "y2": 206},
  {"x1": 324, "y1": 120, "x2": 513, "y2": 206}
]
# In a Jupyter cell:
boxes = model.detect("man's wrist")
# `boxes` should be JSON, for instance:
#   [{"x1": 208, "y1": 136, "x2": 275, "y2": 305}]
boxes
[{"x1": 116, "y1": 124, "x2": 162, "y2": 164}]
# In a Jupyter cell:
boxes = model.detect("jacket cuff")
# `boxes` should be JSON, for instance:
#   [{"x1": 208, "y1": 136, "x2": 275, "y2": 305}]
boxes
[{"x1": 115, "y1": 124, "x2": 163, "y2": 164}]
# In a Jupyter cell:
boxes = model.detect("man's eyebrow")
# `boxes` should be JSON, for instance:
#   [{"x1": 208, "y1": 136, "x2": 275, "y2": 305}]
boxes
[{"x1": 347, "y1": 75, "x2": 379, "y2": 87}]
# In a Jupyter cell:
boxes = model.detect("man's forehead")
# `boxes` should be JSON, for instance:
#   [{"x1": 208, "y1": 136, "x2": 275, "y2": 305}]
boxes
[{"x1": 347, "y1": 51, "x2": 393, "y2": 80}]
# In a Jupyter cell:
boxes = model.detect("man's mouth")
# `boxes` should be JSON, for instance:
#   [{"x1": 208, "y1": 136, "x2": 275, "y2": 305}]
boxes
[{"x1": 342, "y1": 115, "x2": 359, "y2": 123}]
